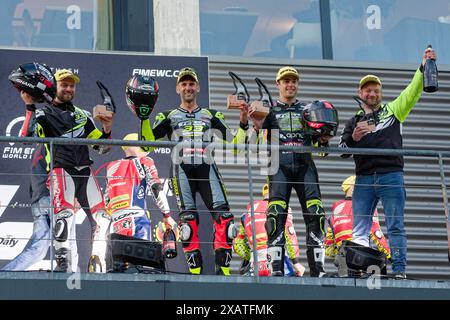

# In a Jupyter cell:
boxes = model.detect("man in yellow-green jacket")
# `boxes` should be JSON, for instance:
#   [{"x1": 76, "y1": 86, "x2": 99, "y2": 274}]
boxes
[{"x1": 338, "y1": 47, "x2": 437, "y2": 279}]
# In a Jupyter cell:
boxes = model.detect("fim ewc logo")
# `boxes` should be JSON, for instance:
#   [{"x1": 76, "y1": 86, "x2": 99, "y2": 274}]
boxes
[{"x1": 3, "y1": 117, "x2": 35, "y2": 160}]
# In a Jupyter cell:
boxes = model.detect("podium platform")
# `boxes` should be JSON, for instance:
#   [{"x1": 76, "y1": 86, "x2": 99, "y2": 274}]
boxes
[{"x1": 0, "y1": 271, "x2": 449, "y2": 300}]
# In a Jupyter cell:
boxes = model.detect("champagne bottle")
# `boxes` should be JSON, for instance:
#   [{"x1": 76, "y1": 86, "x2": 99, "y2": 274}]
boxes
[
  {"x1": 423, "y1": 45, "x2": 438, "y2": 93},
  {"x1": 162, "y1": 229, "x2": 177, "y2": 259}
]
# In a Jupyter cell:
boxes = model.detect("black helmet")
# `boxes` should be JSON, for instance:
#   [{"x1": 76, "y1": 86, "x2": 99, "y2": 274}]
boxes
[
  {"x1": 302, "y1": 100, "x2": 339, "y2": 137},
  {"x1": 8, "y1": 62, "x2": 56, "y2": 103},
  {"x1": 125, "y1": 75, "x2": 159, "y2": 119}
]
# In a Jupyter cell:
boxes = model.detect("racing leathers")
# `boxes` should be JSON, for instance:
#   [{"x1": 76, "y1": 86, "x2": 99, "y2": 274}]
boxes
[
  {"x1": 141, "y1": 106, "x2": 247, "y2": 275},
  {"x1": 20, "y1": 101, "x2": 111, "y2": 272},
  {"x1": 106, "y1": 155, "x2": 170, "y2": 238},
  {"x1": 233, "y1": 200, "x2": 305, "y2": 276},
  {"x1": 325, "y1": 197, "x2": 391, "y2": 275},
  {"x1": 259, "y1": 100, "x2": 328, "y2": 276},
  {"x1": 103, "y1": 155, "x2": 170, "y2": 271}
]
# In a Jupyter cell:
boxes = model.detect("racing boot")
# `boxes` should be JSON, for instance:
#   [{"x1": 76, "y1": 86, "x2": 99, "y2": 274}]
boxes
[
  {"x1": 307, "y1": 246, "x2": 327, "y2": 277},
  {"x1": 304, "y1": 203, "x2": 327, "y2": 277},
  {"x1": 215, "y1": 248, "x2": 232, "y2": 276},
  {"x1": 185, "y1": 249, "x2": 203, "y2": 275},
  {"x1": 267, "y1": 246, "x2": 284, "y2": 276},
  {"x1": 55, "y1": 248, "x2": 71, "y2": 272}
]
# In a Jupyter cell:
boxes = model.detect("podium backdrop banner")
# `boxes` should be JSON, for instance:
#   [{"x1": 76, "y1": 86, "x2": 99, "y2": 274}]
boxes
[{"x1": 0, "y1": 48, "x2": 214, "y2": 274}]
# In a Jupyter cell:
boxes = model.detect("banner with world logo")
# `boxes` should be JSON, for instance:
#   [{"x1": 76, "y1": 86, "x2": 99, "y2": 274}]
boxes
[{"x1": 0, "y1": 48, "x2": 214, "y2": 274}]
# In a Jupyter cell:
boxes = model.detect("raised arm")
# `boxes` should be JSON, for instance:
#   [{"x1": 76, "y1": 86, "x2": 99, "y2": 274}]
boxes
[
  {"x1": 140, "y1": 112, "x2": 171, "y2": 152},
  {"x1": 388, "y1": 47, "x2": 436, "y2": 123},
  {"x1": 210, "y1": 109, "x2": 248, "y2": 145}
]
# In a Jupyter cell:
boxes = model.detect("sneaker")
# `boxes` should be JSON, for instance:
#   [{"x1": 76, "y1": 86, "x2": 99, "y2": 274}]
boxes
[{"x1": 394, "y1": 272, "x2": 407, "y2": 280}]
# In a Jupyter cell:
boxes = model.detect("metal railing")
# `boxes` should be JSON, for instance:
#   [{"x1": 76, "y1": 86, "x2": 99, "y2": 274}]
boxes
[{"x1": 0, "y1": 135, "x2": 449, "y2": 279}]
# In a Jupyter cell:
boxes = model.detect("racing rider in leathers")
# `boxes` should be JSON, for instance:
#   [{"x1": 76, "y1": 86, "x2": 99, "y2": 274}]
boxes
[
  {"x1": 138, "y1": 67, "x2": 248, "y2": 275},
  {"x1": 105, "y1": 133, "x2": 172, "y2": 241},
  {"x1": 233, "y1": 184, "x2": 306, "y2": 277},
  {"x1": 325, "y1": 176, "x2": 391, "y2": 276},
  {"x1": 250, "y1": 66, "x2": 336, "y2": 277},
  {"x1": 17, "y1": 67, "x2": 113, "y2": 272}
]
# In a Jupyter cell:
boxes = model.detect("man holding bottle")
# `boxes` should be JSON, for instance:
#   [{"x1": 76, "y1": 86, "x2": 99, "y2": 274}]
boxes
[{"x1": 338, "y1": 47, "x2": 437, "y2": 279}]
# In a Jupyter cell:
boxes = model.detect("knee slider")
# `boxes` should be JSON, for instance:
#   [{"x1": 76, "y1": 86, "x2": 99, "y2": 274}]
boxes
[
  {"x1": 226, "y1": 220, "x2": 237, "y2": 242},
  {"x1": 179, "y1": 223, "x2": 192, "y2": 242},
  {"x1": 179, "y1": 211, "x2": 197, "y2": 242}
]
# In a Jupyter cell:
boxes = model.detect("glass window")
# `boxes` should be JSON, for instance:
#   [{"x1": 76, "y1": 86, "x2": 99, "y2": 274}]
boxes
[
  {"x1": 199, "y1": 0, "x2": 322, "y2": 60},
  {"x1": 330, "y1": 0, "x2": 450, "y2": 65},
  {"x1": 1, "y1": 0, "x2": 94, "y2": 50}
]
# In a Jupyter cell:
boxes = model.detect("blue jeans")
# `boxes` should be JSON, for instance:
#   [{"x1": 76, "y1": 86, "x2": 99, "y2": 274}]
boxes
[
  {"x1": 352, "y1": 172, "x2": 406, "y2": 273},
  {"x1": 1, "y1": 196, "x2": 78, "y2": 271}
]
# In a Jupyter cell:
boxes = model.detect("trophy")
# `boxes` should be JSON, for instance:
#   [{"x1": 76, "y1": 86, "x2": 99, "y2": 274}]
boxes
[
  {"x1": 249, "y1": 77, "x2": 272, "y2": 119},
  {"x1": 227, "y1": 71, "x2": 250, "y2": 109},
  {"x1": 93, "y1": 81, "x2": 116, "y2": 121}
]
